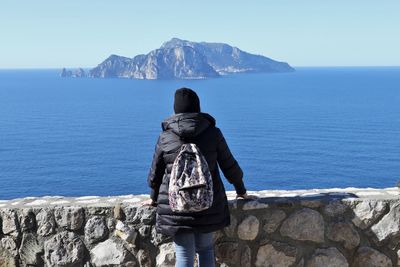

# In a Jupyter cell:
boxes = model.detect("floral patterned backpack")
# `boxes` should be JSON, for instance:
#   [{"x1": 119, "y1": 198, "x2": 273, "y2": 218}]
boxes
[{"x1": 169, "y1": 143, "x2": 213, "y2": 213}]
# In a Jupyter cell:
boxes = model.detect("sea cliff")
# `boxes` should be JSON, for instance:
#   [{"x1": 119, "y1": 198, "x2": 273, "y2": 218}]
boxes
[{"x1": 1, "y1": 187, "x2": 399, "y2": 266}]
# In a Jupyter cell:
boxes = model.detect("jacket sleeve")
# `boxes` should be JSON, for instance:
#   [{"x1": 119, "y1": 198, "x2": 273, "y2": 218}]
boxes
[
  {"x1": 147, "y1": 135, "x2": 166, "y2": 202},
  {"x1": 216, "y1": 128, "x2": 247, "y2": 195}
]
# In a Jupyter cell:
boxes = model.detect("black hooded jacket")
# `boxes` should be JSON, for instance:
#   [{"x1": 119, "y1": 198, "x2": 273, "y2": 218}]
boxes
[{"x1": 147, "y1": 112, "x2": 246, "y2": 237}]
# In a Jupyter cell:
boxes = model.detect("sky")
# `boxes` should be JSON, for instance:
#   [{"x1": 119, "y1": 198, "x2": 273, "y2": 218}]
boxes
[{"x1": 1, "y1": 1, "x2": 399, "y2": 68}]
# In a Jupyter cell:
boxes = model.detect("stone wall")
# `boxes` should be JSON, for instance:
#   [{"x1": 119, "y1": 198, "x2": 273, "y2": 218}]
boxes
[{"x1": 0, "y1": 187, "x2": 399, "y2": 267}]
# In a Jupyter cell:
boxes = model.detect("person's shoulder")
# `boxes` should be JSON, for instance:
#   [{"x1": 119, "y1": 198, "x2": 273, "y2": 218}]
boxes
[
  {"x1": 161, "y1": 114, "x2": 176, "y2": 132},
  {"x1": 203, "y1": 124, "x2": 223, "y2": 143},
  {"x1": 214, "y1": 127, "x2": 224, "y2": 140},
  {"x1": 199, "y1": 112, "x2": 216, "y2": 127},
  {"x1": 159, "y1": 127, "x2": 174, "y2": 140},
  {"x1": 158, "y1": 116, "x2": 177, "y2": 143}
]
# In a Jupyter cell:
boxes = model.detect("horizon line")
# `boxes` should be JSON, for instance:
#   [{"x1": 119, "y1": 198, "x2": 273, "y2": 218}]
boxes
[{"x1": 1, "y1": 65, "x2": 400, "y2": 70}]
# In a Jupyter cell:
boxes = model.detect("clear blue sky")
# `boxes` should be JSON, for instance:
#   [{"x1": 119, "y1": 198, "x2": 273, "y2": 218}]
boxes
[{"x1": 1, "y1": 0, "x2": 399, "y2": 68}]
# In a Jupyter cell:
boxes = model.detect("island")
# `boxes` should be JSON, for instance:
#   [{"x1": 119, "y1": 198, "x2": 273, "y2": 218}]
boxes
[{"x1": 61, "y1": 38, "x2": 294, "y2": 80}]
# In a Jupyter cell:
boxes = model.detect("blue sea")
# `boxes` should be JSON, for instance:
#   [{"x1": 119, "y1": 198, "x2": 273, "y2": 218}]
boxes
[{"x1": 1, "y1": 67, "x2": 399, "y2": 200}]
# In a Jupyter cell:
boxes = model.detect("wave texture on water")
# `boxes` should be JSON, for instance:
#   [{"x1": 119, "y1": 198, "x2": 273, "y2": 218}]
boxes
[{"x1": 0, "y1": 67, "x2": 399, "y2": 199}]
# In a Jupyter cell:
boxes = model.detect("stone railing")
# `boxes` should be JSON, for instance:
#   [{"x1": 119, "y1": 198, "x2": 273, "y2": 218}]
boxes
[{"x1": 1, "y1": 187, "x2": 400, "y2": 267}]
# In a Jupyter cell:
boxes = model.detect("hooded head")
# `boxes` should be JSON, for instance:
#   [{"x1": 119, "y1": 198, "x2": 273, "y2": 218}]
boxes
[{"x1": 174, "y1": 87, "x2": 200, "y2": 114}]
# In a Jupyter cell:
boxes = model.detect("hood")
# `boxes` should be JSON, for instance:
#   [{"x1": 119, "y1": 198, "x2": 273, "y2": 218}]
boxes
[{"x1": 162, "y1": 112, "x2": 216, "y2": 138}]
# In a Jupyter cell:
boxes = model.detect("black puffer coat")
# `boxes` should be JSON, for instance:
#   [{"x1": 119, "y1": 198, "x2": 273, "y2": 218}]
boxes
[{"x1": 147, "y1": 112, "x2": 246, "y2": 237}]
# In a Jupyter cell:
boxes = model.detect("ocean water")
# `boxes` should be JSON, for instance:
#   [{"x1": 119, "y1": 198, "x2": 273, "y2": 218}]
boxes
[{"x1": 0, "y1": 67, "x2": 399, "y2": 199}]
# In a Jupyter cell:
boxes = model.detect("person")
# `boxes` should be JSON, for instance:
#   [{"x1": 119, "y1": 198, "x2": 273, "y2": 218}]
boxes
[{"x1": 141, "y1": 87, "x2": 255, "y2": 267}]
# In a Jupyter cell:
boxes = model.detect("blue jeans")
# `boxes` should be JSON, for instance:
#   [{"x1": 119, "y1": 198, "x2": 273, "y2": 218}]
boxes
[{"x1": 173, "y1": 231, "x2": 215, "y2": 267}]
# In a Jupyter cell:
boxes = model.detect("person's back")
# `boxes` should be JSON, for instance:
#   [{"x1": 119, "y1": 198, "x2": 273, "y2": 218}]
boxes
[{"x1": 144, "y1": 88, "x2": 252, "y2": 267}]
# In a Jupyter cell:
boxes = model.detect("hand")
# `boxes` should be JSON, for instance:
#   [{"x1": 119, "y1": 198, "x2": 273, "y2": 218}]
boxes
[
  {"x1": 236, "y1": 193, "x2": 258, "y2": 200},
  {"x1": 140, "y1": 199, "x2": 156, "y2": 206}
]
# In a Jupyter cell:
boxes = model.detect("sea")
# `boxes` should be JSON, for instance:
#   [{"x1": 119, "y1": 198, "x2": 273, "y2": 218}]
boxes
[{"x1": 0, "y1": 67, "x2": 399, "y2": 200}]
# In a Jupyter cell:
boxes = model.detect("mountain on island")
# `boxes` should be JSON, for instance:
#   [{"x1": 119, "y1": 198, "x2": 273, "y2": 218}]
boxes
[{"x1": 61, "y1": 38, "x2": 294, "y2": 79}]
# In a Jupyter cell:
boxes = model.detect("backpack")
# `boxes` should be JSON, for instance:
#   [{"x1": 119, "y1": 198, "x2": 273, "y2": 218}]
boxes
[{"x1": 169, "y1": 143, "x2": 213, "y2": 213}]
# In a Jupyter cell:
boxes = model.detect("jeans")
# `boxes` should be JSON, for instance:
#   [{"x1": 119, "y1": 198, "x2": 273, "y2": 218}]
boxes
[{"x1": 173, "y1": 231, "x2": 215, "y2": 267}]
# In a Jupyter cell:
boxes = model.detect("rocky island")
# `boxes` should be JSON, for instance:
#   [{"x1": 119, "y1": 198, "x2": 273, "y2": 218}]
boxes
[{"x1": 61, "y1": 38, "x2": 294, "y2": 80}]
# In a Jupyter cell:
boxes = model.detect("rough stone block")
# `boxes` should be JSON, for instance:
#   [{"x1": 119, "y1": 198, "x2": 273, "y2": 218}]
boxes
[
  {"x1": 255, "y1": 243, "x2": 297, "y2": 267},
  {"x1": 36, "y1": 208, "x2": 56, "y2": 236},
  {"x1": 18, "y1": 208, "x2": 36, "y2": 232},
  {"x1": 215, "y1": 241, "x2": 251, "y2": 267},
  {"x1": 90, "y1": 238, "x2": 135, "y2": 267},
  {"x1": 54, "y1": 206, "x2": 85, "y2": 231},
  {"x1": 326, "y1": 221, "x2": 360, "y2": 250},
  {"x1": 323, "y1": 201, "x2": 348, "y2": 217},
  {"x1": 0, "y1": 236, "x2": 18, "y2": 257},
  {"x1": 115, "y1": 220, "x2": 137, "y2": 245},
  {"x1": 305, "y1": 247, "x2": 348, "y2": 267},
  {"x1": 352, "y1": 246, "x2": 392, "y2": 267},
  {"x1": 262, "y1": 209, "x2": 286, "y2": 234},
  {"x1": 19, "y1": 233, "x2": 43, "y2": 265},
  {"x1": 280, "y1": 208, "x2": 324, "y2": 243},
  {"x1": 85, "y1": 216, "x2": 109, "y2": 244},
  {"x1": 242, "y1": 200, "x2": 269, "y2": 210},
  {"x1": 223, "y1": 215, "x2": 237, "y2": 238},
  {"x1": 238, "y1": 215, "x2": 260, "y2": 240},
  {"x1": 371, "y1": 202, "x2": 400, "y2": 243},
  {"x1": 0, "y1": 209, "x2": 19, "y2": 236},
  {"x1": 151, "y1": 226, "x2": 171, "y2": 246},
  {"x1": 349, "y1": 200, "x2": 387, "y2": 229},
  {"x1": 44, "y1": 231, "x2": 86, "y2": 267},
  {"x1": 156, "y1": 242, "x2": 175, "y2": 267}
]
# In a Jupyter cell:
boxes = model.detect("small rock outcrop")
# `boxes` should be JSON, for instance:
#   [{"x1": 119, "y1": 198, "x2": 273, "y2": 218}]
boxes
[{"x1": 61, "y1": 68, "x2": 86, "y2": 78}]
